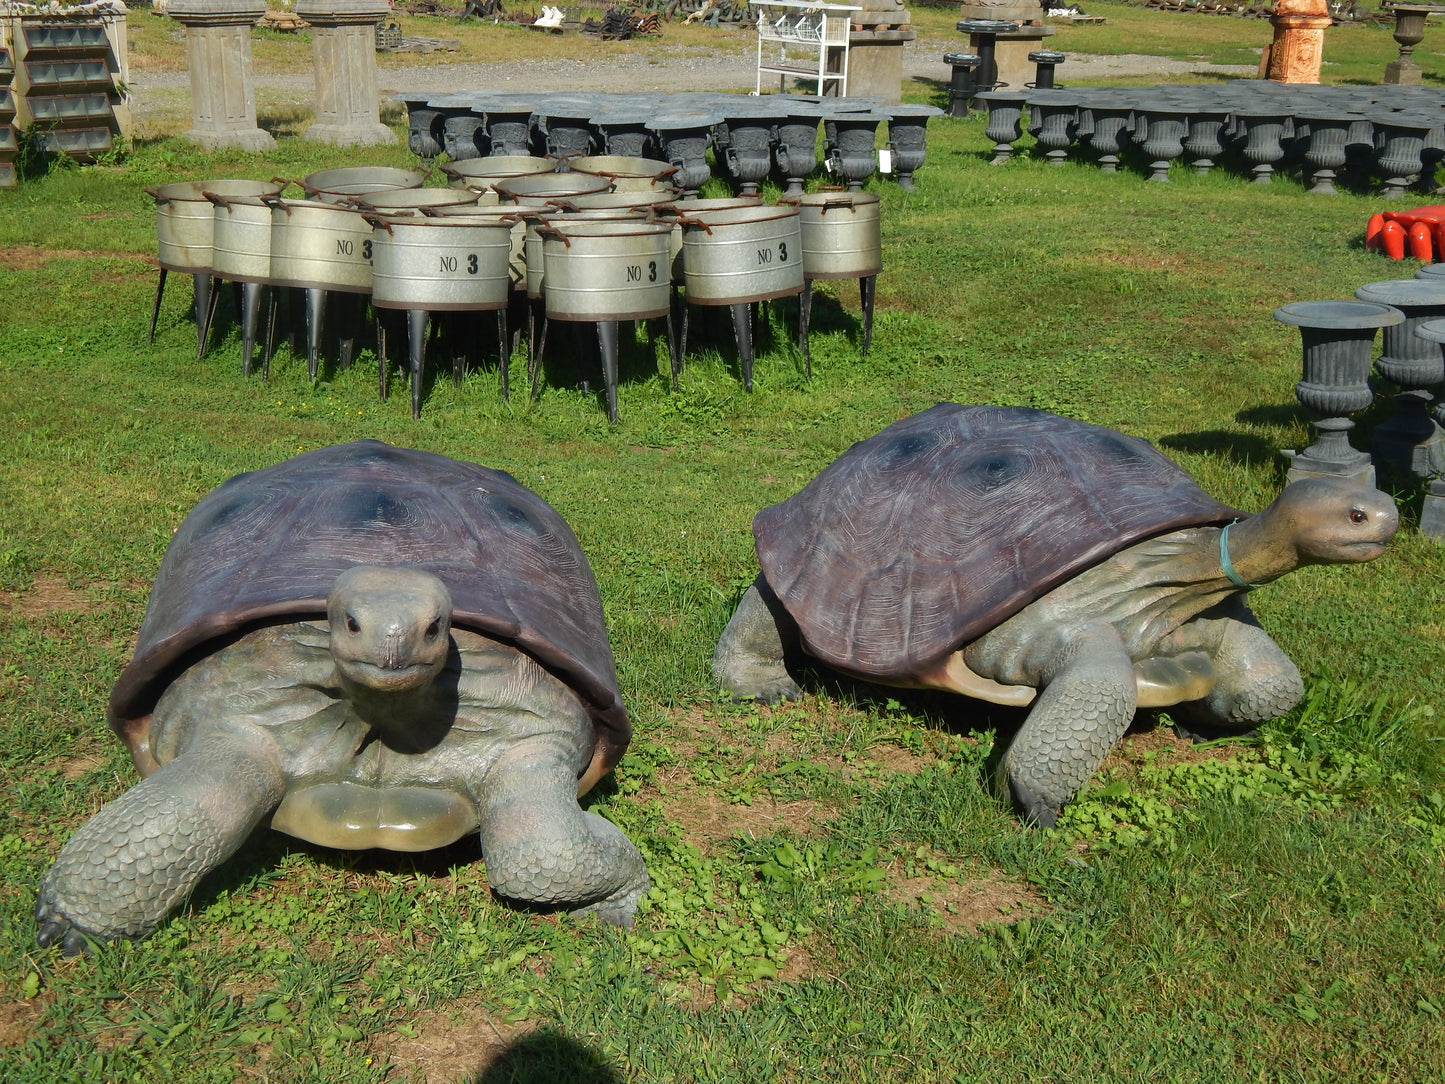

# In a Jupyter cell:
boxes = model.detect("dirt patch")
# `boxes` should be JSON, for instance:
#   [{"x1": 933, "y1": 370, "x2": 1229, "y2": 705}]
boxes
[
  {"x1": 0, "y1": 998, "x2": 44, "y2": 1048},
  {"x1": 884, "y1": 870, "x2": 1048, "y2": 935},
  {"x1": 1, "y1": 576, "x2": 98, "y2": 618},
  {"x1": 369, "y1": 1006, "x2": 533, "y2": 1084},
  {"x1": 1101, "y1": 717, "x2": 1253, "y2": 776},
  {"x1": 655, "y1": 780, "x2": 831, "y2": 854},
  {"x1": 0, "y1": 246, "x2": 110, "y2": 272}
]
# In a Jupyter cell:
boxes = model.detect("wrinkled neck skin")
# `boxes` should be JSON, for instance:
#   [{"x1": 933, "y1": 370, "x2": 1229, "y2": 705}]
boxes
[
  {"x1": 333, "y1": 655, "x2": 456, "y2": 754},
  {"x1": 1220, "y1": 512, "x2": 1299, "y2": 588}
]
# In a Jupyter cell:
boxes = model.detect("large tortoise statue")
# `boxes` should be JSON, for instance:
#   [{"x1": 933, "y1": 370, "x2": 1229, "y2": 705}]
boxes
[
  {"x1": 37, "y1": 441, "x2": 648, "y2": 954},
  {"x1": 712, "y1": 404, "x2": 1398, "y2": 826}
]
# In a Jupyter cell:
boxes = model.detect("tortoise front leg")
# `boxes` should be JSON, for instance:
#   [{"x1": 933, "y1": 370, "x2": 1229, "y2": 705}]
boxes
[
  {"x1": 1167, "y1": 611, "x2": 1304, "y2": 735},
  {"x1": 36, "y1": 733, "x2": 285, "y2": 954},
  {"x1": 476, "y1": 742, "x2": 649, "y2": 927},
  {"x1": 994, "y1": 631, "x2": 1137, "y2": 828}
]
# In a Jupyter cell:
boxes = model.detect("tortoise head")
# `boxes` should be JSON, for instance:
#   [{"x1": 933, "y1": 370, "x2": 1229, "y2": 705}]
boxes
[
  {"x1": 326, "y1": 565, "x2": 453, "y2": 693},
  {"x1": 1269, "y1": 477, "x2": 1398, "y2": 566},
  {"x1": 1231, "y1": 478, "x2": 1399, "y2": 585}
]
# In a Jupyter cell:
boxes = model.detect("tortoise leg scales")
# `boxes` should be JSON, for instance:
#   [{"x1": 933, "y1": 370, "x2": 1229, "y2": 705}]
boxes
[
  {"x1": 712, "y1": 576, "x2": 803, "y2": 704},
  {"x1": 477, "y1": 749, "x2": 650, "y2": 927},
  {"x1": 996, "y1": 633, "x2": 1137, "y2": 827},
  {"x1": 36, "y1": 739, "x2": 285, "y2": 953}
]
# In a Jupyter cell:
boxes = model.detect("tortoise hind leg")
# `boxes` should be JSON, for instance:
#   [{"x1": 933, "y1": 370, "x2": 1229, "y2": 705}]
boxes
[
  {"x1": 36, "y1": 733, "x2": 285, "y2": 954},
  {"x1": 995, "y1": 631, "x2": 1137, "y2": 828},
  {"x1": 477, "y1": 744, "x2": 649, "y2": 927},
  {"x1": 712, "y1": 574, "x2": 803, "y2": 703}
]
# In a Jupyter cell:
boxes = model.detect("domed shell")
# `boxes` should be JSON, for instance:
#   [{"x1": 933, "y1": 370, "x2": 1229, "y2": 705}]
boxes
[
  {"x1": 753, "y1": 404, "x2": 1240, "y2": 680},
  {"x1": 108, "y1": 441, "x2": 629, "y2": 774}
]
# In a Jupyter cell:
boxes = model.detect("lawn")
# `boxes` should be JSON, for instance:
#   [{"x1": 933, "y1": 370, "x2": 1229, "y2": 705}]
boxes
[{"x1": 1, "y1": 4, "x2": 1444, "y2": 1082}]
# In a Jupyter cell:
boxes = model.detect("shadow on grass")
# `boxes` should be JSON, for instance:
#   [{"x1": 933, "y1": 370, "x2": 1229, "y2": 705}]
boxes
[
  {"x1": 1157, "y1": 421, "x2": 1288, "y2": 472},
  {"x1": 474, "y1": 1027, "x2": 623, "y2": 1084}
]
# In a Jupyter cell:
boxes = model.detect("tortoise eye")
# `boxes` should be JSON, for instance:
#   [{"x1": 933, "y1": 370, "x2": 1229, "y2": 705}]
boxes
[
  {"x1": 425, "y1": 620, "x2": 440, "y2": 639},
  {"x1": 1350, "y1": 509, "x2": 1367, "y2": 525},
  {"x1": 346, "y1": 615, "x2": 361, "y2": 634}
]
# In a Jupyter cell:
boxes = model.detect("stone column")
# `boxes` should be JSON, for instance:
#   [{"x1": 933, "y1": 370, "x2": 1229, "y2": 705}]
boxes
[
  {"x1": 847, "y1": 0, "x2": 916, "y2": 104},
  {"x1": 295, "y1": 0, "x2": 396, "y2": 146},
  {"x1": 167, "y1": 0, "x2": 275, "y2": 152}
]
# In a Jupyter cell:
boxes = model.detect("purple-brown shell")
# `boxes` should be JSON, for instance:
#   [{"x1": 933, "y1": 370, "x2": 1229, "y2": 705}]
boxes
[
  {"x1": 108, "y1": 441, "x2": 629, "y2": 777},
  {"x1": 753, "y1": 404, "x2": 1241, "y2": 680}
]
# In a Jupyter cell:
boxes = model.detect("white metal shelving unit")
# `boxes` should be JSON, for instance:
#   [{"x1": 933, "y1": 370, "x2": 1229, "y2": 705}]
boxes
[{"x1": 751, "y1": 0, "x2": 860, "y2": 97}]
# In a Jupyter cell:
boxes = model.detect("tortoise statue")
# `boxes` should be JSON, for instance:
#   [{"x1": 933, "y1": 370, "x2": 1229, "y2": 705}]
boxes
[
  {"x1": 37, "y1": 441, "x2": 649, "y2": 954},
  {"x1": 712, "y1": 404, "x2": 1399, "y2": 826}
]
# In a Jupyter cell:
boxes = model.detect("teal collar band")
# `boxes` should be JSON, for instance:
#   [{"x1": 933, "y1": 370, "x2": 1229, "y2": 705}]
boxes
[{"x1": 1219, "y1": 521, "x2": 1262, "y2": 590}]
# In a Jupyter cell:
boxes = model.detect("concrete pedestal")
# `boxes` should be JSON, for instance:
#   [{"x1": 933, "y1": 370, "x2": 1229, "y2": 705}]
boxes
[
  {"x1": 848, "y1": 29, "x2": 916, "y2": 102},
  {"x1": 168, "y1": 0, "x2": 275, "y2": 152},
  {"x1": 296, "y1": 0, "x2": 396, "y2": 146}
]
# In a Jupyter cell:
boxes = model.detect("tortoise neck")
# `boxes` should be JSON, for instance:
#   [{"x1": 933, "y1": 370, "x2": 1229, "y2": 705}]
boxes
[{"x1": 1217, "y1": 512, "x2": 1298, "y2": 589}]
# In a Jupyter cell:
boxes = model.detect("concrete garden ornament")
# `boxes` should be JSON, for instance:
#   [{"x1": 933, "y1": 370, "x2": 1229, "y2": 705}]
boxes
[
  {"x1": 713, "y1": 404, "x2": 1398, "y2": 827},
  {"x1": 37, "y1": 441, "x2": 648, "y2": 953}
]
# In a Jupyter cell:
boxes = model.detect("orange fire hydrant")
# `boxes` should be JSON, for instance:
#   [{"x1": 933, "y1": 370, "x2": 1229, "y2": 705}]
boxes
[{"x1": 1264, "y1": 0, "x2": 1332, "y2": 83}]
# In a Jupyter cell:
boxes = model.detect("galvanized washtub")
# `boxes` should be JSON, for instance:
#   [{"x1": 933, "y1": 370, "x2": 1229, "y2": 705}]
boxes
[
  {"x1": 442, "y1": 155, "x2": 557, "y2": 197},
  {"x1": 349, "y1": 187, "x2": 483, "y2": 216},
  {"x1": 368, "y1": 214, "x2": 515, "y2": 312},
  {"x1": 568, "y1": 154, "x2": 679, "y2": 195},
  {"x1": 536, "y1": 217, "x2": 673, "y2": 321},
  {"x1": 426, "y1": 201, "x2": 537, "y2": 289},
  {"x1": 525, "y1": 209, "x2": 652, "y2": 302},
  {"x1": 675, "y1": 201, "x2": 803, "y2": 305},
  {"x1": 266, "y1": 196, "x2": 374, "y2": 294},
  {"x1": 149, "y1": 178, "x2": 284, "y2": 273},
  {"x1": 209, "y1": 192, "x2": 277, "y2": 286},
  {"x1": 300, "y1": 166, "x2": 428, "y2": 203},
  {"x1": 784, "y1": 191, "x2": 882, "y2": 279},
  {"x1": 494, "y1": 171, "x2": 613, "y2": 206}
]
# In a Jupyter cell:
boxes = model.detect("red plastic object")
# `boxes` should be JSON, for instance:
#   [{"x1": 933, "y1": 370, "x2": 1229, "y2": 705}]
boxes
[
  {"x1": 1409, "y1": 221, "x2": 1435, "y2": 260},
  {"x1": 1382, "y1": 220, "x2": 1407, "y2": 260},
  {"x1": 1365, "y1": 212, "x2": 1385, "y2": 250}
]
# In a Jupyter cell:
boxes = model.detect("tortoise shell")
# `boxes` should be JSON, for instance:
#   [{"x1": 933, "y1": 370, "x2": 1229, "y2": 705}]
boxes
[
  {"x1": 753, "y1": 404, "x2": 1241, "y2": 680},
  {"x1": 108, "y1": 440, "x2": 629, "y2": 775}
]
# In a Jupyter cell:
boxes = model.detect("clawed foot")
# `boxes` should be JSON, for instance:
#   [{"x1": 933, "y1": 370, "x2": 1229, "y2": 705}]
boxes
[
  {"x1": 724, "y1": 672, "x2": 802, "y2": 705},
  {"x1": 35, "y1": 891, "x2": 105, "y2": 956},
  {"x1": 567, "y1": 874, "x2": 651, "y2": 928},
  {"x1": 1008, "y1": 777, "x2": 1059, "y2": 829}
]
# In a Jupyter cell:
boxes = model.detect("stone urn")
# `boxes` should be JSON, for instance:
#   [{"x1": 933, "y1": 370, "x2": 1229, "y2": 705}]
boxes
[{"x1": 1274, "y1": 299, "x2": 1403, "y2": 485}]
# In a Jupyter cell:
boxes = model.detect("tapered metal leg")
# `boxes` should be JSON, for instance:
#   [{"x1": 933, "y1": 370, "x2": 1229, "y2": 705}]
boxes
[
  {"x1": 598, "y1": 320, "x2": 620, "y2": 424},
  {"x1": 799, "y1": 280, "x2": 814, "y2": 380},
  {"x1": 532, "y1": 316, "x2": 552, "y2": 401},
  {"x1": 408, "y1": 308, "x2": 428, "y2": 419},
  {"x1": 730, "y1": 302, "x2": 754, "y2": 393},
  {"x1": 497, "y1": 310, "x2": 509, "y2": 401},
  {"x1": 377, "y1": 311, "x2": 388, "y2": 400},
  {"x1": 263, "y1": 286, "x2": 279, "y2": 381},
  {"x1": 305, "y1": 288, "x2": 326, "y2": 382},
  {"x1": 665, "y1": 310, "x2": 681, "y2": 391},
  {"x1": 193, "y1": 273, "x2": 215, "y2": 359},
  {"x1": 860, "y1": 275, "x2": 876, "y2": 358},
  {"x1": 148, "y1": 268, "x2": 168, "y2": 344},
  {"x1": 240, "y1": 281, "x2": 263, "y2": 377}
]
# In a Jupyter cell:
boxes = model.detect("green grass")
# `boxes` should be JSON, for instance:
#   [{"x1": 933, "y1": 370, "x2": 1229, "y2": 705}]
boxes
[{"x1": 4, "y1": 11, "x2": 1445, "y2": 1083}]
